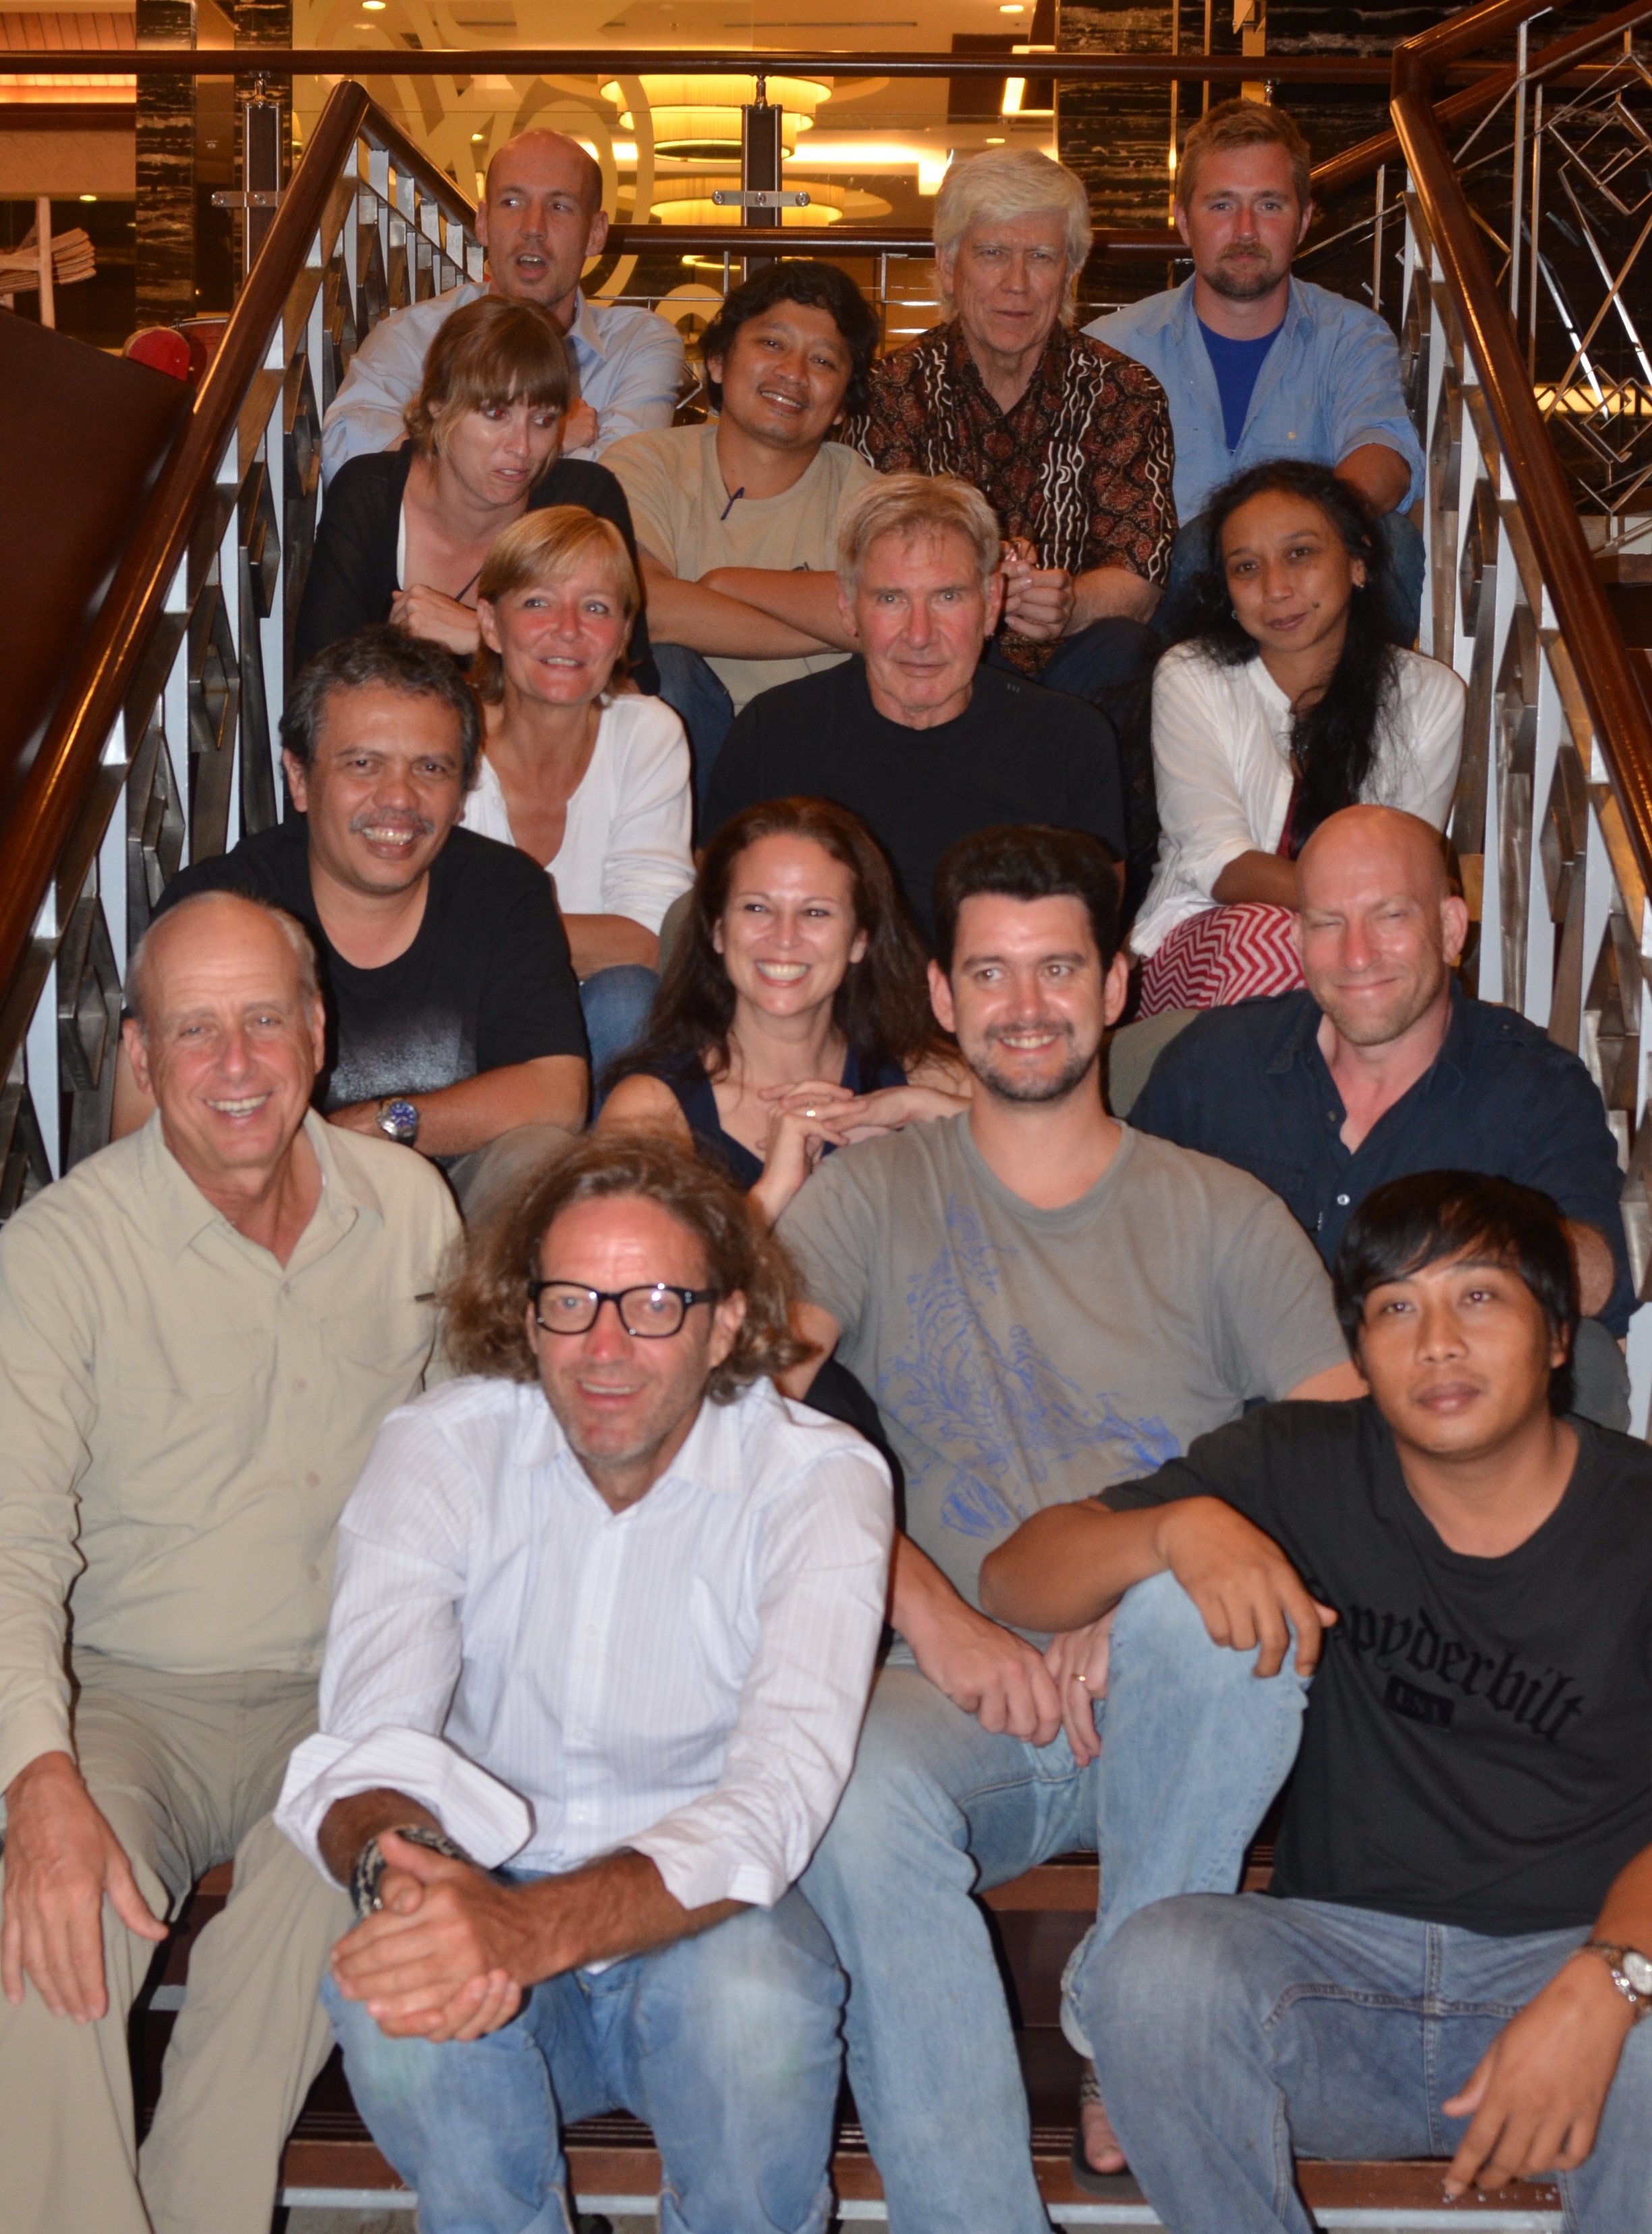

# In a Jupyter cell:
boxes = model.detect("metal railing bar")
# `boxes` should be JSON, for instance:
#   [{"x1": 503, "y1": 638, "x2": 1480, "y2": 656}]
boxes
[
  {"x1": 0, "y1": 45, "x2": 1498, "y2": 84},
  {"x1": 1394, "y1": 41, "x2": 1652, "y2": 906},
  {"x1": 0, "y1": 79, "x2": 372, "y2": 1061}
]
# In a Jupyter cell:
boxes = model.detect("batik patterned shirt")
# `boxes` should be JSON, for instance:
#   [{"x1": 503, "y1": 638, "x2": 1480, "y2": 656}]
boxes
[{"x1": 850, "y1": 319, "x2": 1177, "y2": 674}]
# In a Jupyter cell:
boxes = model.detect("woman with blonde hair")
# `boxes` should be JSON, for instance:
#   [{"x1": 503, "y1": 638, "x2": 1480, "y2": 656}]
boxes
[
  {"x1": 294, "y1": 293, "x2": 655, "y2": 680},
  {"x1": 464, "y1": 504, "x2": 692, "y2": 1077}
]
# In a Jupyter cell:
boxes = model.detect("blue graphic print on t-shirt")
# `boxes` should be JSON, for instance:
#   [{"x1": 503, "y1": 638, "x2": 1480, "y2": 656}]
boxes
[{"x1": 879, "y1": 1197, "x2": 1182, "y2": 1541}]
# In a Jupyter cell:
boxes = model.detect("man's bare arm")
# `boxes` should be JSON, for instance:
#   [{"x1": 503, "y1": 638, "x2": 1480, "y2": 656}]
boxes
[
  {"x1": 1444, "y1": 1843, "x2": 1652, "y2": 2197},
  {"x1": 1336, "y1": 442, "x2": 1412, "y2": 517},
  {"x1": 697, "y1": 566, "x2": 855, "y2": 650},
  {"x1": 1566, "y1": 1221, "x2": 1617, "y2": 1322},
  {"x1": 1070, "y1": 564, "x2": 1163, "y2": 628},
  {"x1": 327, "y1": 1055, "x2": 588, "y2": 1155},
  {"x1": 638, "y1": 551, "x2": 831, "y2": 659},
  {"x1": 1290, "y1": 1360, "x2": 1367, "y2": 1402}
]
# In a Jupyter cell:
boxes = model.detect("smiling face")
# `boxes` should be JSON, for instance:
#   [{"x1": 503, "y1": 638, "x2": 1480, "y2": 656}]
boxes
[
  {"x1": 844, "y1": 526, "x2": 1002, "y2": 726},
  {"x1": 526, "y1": 1193, "x2": 745, "y2": 1503},
  {"x1": 1177, "y1": 139, "x2": 1311, "y2": 302},
  {"x1": 1297, "y1": 809, "x2": 1467, "y2": 1050},
  {"x1": 480, "y1": 555, "x2": 632, "y2": 709},
  {"x1": 475, "y1": 130, "x2": 607, "y2": 322},
  {"x1": 126, "y1": 896, "x2": 324, "y2": 1191},
  {"x1": 1356, "y1": 1250, "x2": 1566, "y2": 1465},
  {"x1": 1220, "y1": 487, "x2": 1365, "y2": 667},
  {"x1": 283, "y1": 682, "x2": 468, "y2": 901},
  {"x1": 708, "y1": 300, "x2": 856, "y2": 454},
  {"x1": 930, "y1": 891, "x2": 1126, "y2": 1105},
  {"x1": 943, "y1": 207, "x2": 1071, "y2": 369},
  {"x1": 713, "y1": 832, "x2": 869, "y2": 1024},
  {"x1": 432, "y1": 392, "x2": 563, "y2": 510}
]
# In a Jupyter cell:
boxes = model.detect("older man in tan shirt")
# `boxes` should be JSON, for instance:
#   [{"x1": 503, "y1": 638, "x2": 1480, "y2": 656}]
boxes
[{"x1": 0, "y1": 889, "x2": 458, "y2": 2234}]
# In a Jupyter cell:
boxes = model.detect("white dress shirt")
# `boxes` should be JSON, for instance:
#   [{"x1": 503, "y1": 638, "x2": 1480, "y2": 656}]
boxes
[
  {"x1": 276, "y1": 1373, "x2": 892, "y2": 1912},
  {"x1": 1132, "y1": 641, "x2": 1466, "y2": 958},
  {"x1": 321, "y1": 283, "x2": 685, "y2": 483},
  {"x1": 460, "y1": 694, "x2": 693, "y2": 937}
]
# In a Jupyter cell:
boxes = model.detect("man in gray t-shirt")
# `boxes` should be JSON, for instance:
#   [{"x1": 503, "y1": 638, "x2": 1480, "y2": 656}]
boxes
[{"x1": 780, "y1": 827, "x2": 1358, "y2": 2233}]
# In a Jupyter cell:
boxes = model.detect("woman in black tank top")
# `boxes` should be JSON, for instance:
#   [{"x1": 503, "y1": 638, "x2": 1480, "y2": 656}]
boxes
[{"x1": 599, "y1": 798, "x2": 968, "y2": 1228}]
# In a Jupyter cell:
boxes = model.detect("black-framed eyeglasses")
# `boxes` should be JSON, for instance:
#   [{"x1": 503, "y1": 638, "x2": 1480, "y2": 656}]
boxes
[{"x1": 528, "y1": 1280, "x2": 723, "y2": 1339}]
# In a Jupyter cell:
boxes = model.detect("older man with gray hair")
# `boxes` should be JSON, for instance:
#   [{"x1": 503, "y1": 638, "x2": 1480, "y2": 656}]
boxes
[
  {"x1": 0, "y1": 888, "x2": 457, "y2": 2234},
  {"x1": 704, "y1": 471, "x2": 1126, "y2": 949},
  {"x1": 852, "y1": 148, "x2": 1176, "y2": 718}
]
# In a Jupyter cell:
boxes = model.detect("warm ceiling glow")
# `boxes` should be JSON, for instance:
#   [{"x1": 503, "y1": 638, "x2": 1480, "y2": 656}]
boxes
[
  {"x1": 1001, "y1": 76, "x2": 1026, "y2": 114},
  {"x1": 600, "y1": 75, "x2": 831, "y2": 159}
]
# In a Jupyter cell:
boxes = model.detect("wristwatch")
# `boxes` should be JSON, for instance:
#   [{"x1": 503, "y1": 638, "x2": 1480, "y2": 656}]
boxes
[
  {"x1": 1583, "y1": 1940, "x2": 1652, "y2": 2019},
  {"x1": 351, "y1": 1824, "x2": 473, "y2": 1919},
  {"x1": 375, "y1": 1096, "x2": 419, "y2": 1146}
]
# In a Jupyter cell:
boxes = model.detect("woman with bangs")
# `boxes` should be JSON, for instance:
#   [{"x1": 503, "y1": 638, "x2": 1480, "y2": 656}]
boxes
[
  {"x1": 599, "y1": 796, "x2": 968, "y2": 1230},
  {"x1": 294, "y1": 294, "x2": 654, "y2": 680},
  {"x1": 464, "y1": 506, "x2": 692, "y2": 1079}
]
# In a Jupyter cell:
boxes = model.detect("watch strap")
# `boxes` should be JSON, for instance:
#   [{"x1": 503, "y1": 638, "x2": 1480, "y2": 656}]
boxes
[
  {"x1": 1583, "y1": 1940, "x2": 1652, "y2": 2020},
  {"x1": 351, "y1": 1823, "x2": 473, "y2": 1919}
]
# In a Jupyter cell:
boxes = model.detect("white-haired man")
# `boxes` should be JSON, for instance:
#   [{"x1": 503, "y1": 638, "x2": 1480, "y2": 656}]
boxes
[
  {"x1": 703, "y1": 473, "x2": 1126, "y2": 950},
  {"x1": 0, "y1": 890, "x2": 457, "y2": 2234},
  {"x1": 322, "y1": 128, "x2": 683, "y2": 478},
  {"x1": 852, "y1": 148, "x2": 1176, "y2": 715}
]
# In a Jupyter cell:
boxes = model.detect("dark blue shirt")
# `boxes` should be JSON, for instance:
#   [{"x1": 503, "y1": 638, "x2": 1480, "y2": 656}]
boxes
[
  {"x1": 1197, "y1": 316, "x2": 1284, "y2": 453},
  {"x1": 1130, "y1": 985, "x2": 1634, "y2": 1334}
]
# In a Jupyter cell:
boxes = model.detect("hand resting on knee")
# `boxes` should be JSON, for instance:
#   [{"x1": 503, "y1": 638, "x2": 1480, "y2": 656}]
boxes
[{"x1": 1, "y1": 1749, "x2": 167, "y2": 2021}]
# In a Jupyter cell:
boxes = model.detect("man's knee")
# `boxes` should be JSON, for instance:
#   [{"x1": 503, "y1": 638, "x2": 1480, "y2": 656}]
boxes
[
  {"x1": 662, "y1": 1897, "x2": 844, "y2": 2086},
  {"x1": 1084, "y1": 1893, "x2": 1242, "y2": 2061},
  {"x1": 1110, "y1": 1569, "x2": 1310, "y2": 1704}
]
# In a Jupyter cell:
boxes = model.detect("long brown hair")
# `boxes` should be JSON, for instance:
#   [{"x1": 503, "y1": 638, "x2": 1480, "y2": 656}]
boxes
[
  {"x1": 441, "y1": 1132, "x2": 814, "y2": 1402},
  {"x1": 604, "y1": 796, "x2": 940, "y2": 1092}
]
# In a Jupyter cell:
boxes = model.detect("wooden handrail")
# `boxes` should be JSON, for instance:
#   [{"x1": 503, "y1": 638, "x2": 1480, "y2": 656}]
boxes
[
  {"x1": 0, "y1": 79, "x2": 370, "y2": 1034},
  {"x1": 1392, "y1": 18, "x2": 1652, "y2": 901},
  {"x1": 1314, "y1": 0, "x2": 1647, "y2": 199}
]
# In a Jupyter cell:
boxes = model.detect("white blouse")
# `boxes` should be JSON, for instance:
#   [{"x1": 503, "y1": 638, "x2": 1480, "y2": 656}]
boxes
[
  {"x1": 462, "y1": 693, "x2": 694, "y2": 935},
  {"x1": 1132, "y1": 641, "x2": 1466, "y2": 959}
]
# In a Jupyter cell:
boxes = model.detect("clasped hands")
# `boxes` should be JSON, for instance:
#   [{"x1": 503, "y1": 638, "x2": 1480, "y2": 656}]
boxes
[
  {"x1": 997, "y1": 535, "x2": 1075, "y2": 645},
  {"x1": 329, "y1": 1830, "x2": 536, "y2": 2044}
]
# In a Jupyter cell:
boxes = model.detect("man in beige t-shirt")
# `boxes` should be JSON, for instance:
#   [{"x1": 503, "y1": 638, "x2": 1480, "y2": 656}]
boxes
[
  {"x1": 605, "y1": 258, "x2": 879, "y2": 806},
  {"x1": 0, "y1": 890, "x2": 458, "y2": 2234}
]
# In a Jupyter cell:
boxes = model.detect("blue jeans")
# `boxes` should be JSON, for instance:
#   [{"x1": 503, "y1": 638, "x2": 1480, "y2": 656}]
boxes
[
  {"x1": 1080, "y1": 1892, "x2": 1652, "y2": 2233},
  {"x1": 579, "y1": 963, "x2": 658, "y2": 1091},
  {"x1": 322, "y1": 1887, "x2": 844, "y2": 2234},
  {"x1": 651, "y1": 644, "x2": 736, "y2": 821},
  {"x1": 1157, "y1": 508, "x2": 1427, "y2": 644},
  {"x1": 799, "y1": 1571, "x2": 1310, "y2": 2234}
]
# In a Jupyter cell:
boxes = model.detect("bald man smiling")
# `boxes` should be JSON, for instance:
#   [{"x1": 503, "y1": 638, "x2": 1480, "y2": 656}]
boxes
[
  {"x1": 322, "y1": 126, "x2": 684, "y2": 478},
  {"x1": 1128, "y1": 804, "x2": 1634, "y2": 1422}
]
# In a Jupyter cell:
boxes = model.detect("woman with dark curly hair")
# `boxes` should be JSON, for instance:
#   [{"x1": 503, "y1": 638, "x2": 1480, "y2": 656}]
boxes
[
  {"x1": 1132, "y1": 460, "x2": 1464, "y2": 1015},
  {"x1": 600, "y1": 797, "x2": 968, "y2": 1228}
]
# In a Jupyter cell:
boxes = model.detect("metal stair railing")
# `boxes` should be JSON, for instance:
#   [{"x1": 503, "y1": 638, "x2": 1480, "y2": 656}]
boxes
[{"x1": 0, "y1": 81, "x2": 483, "y2": 1211}]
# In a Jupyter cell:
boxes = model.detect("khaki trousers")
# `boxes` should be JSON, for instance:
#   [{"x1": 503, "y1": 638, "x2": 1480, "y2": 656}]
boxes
[{"x1": 0, "y1": 1653, "x2": 354, "y2": 2234}]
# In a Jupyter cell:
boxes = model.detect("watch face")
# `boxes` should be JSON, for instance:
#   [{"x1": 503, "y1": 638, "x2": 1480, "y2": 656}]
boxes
[
  {"x1": 379, "y1": 1098, "x2": 418, "y2": 1142},
  {"x1": 1623, "y1": 1950, "x2": 1652, "y2": 1996}
]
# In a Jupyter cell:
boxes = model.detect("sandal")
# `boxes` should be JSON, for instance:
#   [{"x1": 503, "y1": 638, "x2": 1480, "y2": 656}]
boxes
[{"x1": 1068, "y1": 2059, "x2": 1137, "y2": 2198}]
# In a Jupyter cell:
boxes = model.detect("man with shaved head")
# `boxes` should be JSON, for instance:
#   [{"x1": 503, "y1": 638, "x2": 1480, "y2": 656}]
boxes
[
  {"x1": 322, "y1": 125, "x2": 684, "y2": 479},
  {"x1": 0, "y1": 889, "x2": 457, "y2": 2233},
  {"x1": 1129, "y1": 802, "x2": 1634, "y2": 1420}
]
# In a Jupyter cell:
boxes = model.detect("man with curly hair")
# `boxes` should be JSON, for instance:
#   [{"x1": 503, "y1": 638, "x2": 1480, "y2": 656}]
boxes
[{"x1": 275, "y1": 1134, "x2": 892, "y2": 2234}]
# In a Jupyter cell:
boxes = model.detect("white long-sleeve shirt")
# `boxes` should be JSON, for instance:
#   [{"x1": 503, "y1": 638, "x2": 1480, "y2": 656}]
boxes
[
  {"x1": 460, "y1": 694, "x2": 692, "y2": 937},
  {"x1": 321, "y1": 283, "x2": 685, "y2": 483},
  {"x1": 275, "y1": 1373, "x2": 893, "y2": 1912},
  {"x1": 1132, "y1": 641, "x2": 1466, "y2": 958}
]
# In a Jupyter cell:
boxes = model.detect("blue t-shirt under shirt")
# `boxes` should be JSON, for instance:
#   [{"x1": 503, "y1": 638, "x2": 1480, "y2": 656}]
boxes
[{"x1": 1199, "y1": 315, "x2": 1285, "y2": 453}]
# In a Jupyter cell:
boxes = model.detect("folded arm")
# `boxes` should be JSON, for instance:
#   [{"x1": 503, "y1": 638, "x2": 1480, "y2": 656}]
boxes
[
  {"x1": 327, "y1": 1054, "x2": 588, "y2": 1154},
  {"x1": 639, "y1": 550, "x2": 833, "y2": 658},
  {"x1": 697, "y1": 566, "x2": 855, "y2": 651}
]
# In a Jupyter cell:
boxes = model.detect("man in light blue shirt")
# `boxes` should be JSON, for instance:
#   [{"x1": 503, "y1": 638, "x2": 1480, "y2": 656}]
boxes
[
  {"x1": 1087, "y1": 101, "x2": 1425, "y2": 636},
  {"x1": 322, "y1": 129, "x2": 683, "y2": 483}
]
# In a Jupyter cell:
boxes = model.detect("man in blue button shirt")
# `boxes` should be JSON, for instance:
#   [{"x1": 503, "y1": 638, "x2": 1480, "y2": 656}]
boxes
[
  {"x1": 1087, "y1": 100, "x2": 1426, "y2": 638},
  {"x1": 1128, "y1": 805, "x2": 1634, "y2": 1423}
]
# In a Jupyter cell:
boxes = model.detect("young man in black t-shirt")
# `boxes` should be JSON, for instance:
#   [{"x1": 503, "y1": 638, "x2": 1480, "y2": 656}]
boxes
[
  {"x1": 703, "y1": 474, "x2": 1126, "y2": 952},
  {"x1": 115, "y1": 628, "x2": 588, "y2": 1207},
  {"x1": 981, "y1": 1171, "x2": 1652, "y2": 2230}
]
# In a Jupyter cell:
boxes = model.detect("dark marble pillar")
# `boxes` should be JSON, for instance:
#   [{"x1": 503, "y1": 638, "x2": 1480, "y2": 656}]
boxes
[{"x1": 136, "y1": 0, "x2": 198, "y2": 326}]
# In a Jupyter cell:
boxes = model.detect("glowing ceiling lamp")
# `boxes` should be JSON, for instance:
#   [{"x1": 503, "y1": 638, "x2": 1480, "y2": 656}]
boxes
[{"x1": 600, "y1": 75, "x2": 832, "y2": 161}]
